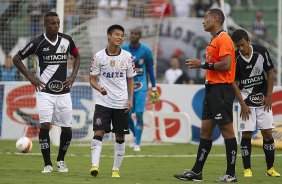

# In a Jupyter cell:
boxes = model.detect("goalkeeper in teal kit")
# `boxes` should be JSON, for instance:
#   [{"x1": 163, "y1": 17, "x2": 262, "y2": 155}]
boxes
[{"x1": 122, "y1": 28, "x2": 159, "y2": 151}]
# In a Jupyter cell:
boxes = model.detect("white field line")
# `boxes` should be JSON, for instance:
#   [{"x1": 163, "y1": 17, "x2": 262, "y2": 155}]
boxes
[{"x1": 1, "y1": 152, "x2": 282, "y2": 158}]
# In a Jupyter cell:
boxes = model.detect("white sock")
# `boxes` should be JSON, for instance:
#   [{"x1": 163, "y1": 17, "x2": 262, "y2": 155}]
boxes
[
  {"x1": 112, "y1": 142, "x2": 125, "y2": 170},
  {"x1": 91, "y1": 139, "x2": 102, "y2": 166}
]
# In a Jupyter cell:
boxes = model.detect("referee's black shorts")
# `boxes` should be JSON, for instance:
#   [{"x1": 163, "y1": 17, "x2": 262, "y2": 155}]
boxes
[{"x1": 202, "y1": 83, "x2": 235, "y2": 124}]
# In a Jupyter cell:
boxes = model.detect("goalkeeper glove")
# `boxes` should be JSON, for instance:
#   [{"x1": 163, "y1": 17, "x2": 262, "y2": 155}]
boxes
[{"x1": 149, "y1": 87, "x2": 160, "y2": 104}]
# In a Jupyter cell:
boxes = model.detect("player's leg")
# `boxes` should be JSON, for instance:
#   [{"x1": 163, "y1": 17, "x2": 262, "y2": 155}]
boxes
[
  {"x1": 36, "y1": 92, "x2": 54, "y2": 173},
  {"x1": 213, "y1": 84, "x2": 237, "y2": 182},
  {"x1": 111, "y1": 108, "x2": 130, "y2": 177},
  {"x1": 54, "y1": 93, "x2": 73, "y2": 172},
  {"x1": 133, "y1": 91, "x2": 146, "y2": 151},
  {"x1": 90, "y1": 105, "x2": 111, "y2": 177},
  {"x1": 257, "y1": 107, "x2": 280, "y2": 176},
  {"x1": 237, "y1": 105, "x2": 256, "y2": 177}
]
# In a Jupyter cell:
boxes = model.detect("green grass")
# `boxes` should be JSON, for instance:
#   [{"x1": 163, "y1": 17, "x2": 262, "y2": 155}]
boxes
[{"x1": 0, "y1": 140, "x2": 281, "y2": 184}]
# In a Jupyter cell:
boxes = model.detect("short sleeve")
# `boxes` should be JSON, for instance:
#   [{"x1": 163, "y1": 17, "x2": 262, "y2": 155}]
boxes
[
  {"x1": 17, "y1": 41, "x2": 36, "y2": 60},
  {"x1": 126, "y1": 54, "x2": 136, "y2": 78},
  {"x1": 69, "y1": 37, "x2": 79, "y2": 56},
  {"x1": 217, "y1": 34, "x2": 234, "y2": 60},
  {"x1": 90, "y1": 55, "x2": 100, "y2": 76}
]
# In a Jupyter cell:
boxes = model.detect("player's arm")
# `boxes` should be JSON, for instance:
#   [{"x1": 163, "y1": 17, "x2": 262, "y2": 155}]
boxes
[
  {"x1": 89, "y1": 75, "x2": 107, "y2": 95},
  {"x1": 264, "y1": 68, "x2": 275, "y2": 111},
  {"x1": 125, "y1": 77, "x2": 134, "y2": 113},
  {"x1": 13, "y1": 54, "x2": 45, "y2": 91},
  {"x1": 232, "y1": 81, "x2": 251, "y2": 121},
  {"x1": 186, "y1": 55, "x2": 231, "y2": 72},
  {"x1": 146, "y1": 48, "x2": 159, "y2": 103}
]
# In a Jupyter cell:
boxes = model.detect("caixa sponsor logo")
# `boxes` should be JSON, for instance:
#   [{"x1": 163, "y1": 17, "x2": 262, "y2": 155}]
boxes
[
  {"x1": 249, "y1": 93, "x2": 264, "y2": 104},
  {"x1": 48, "y1": 80, "x2": 64, "y2": 92}
]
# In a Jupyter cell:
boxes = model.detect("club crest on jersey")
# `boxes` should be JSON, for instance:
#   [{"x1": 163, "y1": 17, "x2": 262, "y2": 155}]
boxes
[
  {"x1": 60, "y1": 45, "x2": 66, "y2": 53},
  {"x1": 118, "y1": 60, "x2": 126, "y2": 68},
  {"x1": 110, "y1": 60, "x2": 115, "y2": 67},
  {"x1": 254, "y1": 67, "x2": 262, "y2": 75},
  {"x1": 48, "y1": 80, "x2": 64, "y2": 92},
  {"x1": 138, "y1": 59, "x2": 144, "y2": 65}
]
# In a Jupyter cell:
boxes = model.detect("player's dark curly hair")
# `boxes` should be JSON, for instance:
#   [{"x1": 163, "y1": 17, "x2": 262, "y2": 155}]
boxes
[
  {"x1": 208, "y1": 9, "x2": 225, "y2": 25},
  {"x1": 231, "y1": 29, "x2": 250, "y2": 43},
  {"x1": 107, "y1": 24, "x2": 124, "y2": 35}
]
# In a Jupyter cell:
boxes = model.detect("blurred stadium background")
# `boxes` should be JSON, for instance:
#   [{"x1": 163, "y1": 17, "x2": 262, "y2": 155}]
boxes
[{"x1": 0, "y1": 0, "x2": 282, "y2": 146}]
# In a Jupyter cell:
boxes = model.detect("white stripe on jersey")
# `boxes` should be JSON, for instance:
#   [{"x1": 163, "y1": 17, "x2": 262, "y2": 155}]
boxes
[
  {"x1": 90, "y1": 48, "x2": 136, "y2": 109},
  {"x1": 56, "y1": 37, "x2": 70, "y2": 53},
  {"x1": 41, "y1": 65, "x2": 60, "y2": 82}
]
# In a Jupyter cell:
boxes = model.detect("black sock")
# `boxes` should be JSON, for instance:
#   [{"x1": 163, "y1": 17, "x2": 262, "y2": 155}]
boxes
[
  {"x1": 263, "y1": 139, "x2": 275, "y2": 170},
  {"x1": 225, "y1": 138, "x2": 237, "y2": 177},
  {"x1": 240, "y1": 137, "x2": 251, "y2": 169},
  {"x1": 57, "y1": 128, "x2": 72, "y2": 161},
  {"x1": 39, "y1": 128, "x2": 51, "y2": 166},
  {"x1": 192, "y1": 138, "x2": 212, "y2": 173}
]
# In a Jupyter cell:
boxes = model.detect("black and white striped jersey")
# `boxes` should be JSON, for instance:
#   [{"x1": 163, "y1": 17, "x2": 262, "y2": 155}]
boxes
[
  {"x1": 17, "y1": 33, "x2": 79, "y2": 94},
  {"x1": 235, "y1": 44, "x2": 274, "y2": 107}
]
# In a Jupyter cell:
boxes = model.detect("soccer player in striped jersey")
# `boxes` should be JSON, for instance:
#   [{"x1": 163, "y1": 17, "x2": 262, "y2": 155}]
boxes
[
  {"x1": 231, "y1": 29, "x2": 280, "y2": 177},
  {"x1": 13, "y1": 12, "x2": 80, "y2": 173}
]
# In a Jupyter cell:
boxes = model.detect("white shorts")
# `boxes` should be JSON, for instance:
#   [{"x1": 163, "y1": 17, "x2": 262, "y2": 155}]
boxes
[
  {"x1": 36, "y1": 92, "x2": 72, "y2": 127},
  {"x1": 237, "y1": 105, "x2": 274, "y2": 132}
]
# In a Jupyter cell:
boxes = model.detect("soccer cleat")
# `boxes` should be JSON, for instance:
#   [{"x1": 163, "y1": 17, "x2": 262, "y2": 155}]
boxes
[
  {"x1": 57, "y1": 161, "x2": 68, "y2": 172},
  {"x1": 266, "y1": 167, "x2": 281, "y2": 177},
  {"x1": 133, "y1": 145, "x2": 141, "y2": 152},
  {"x1": 216, "y1": 174, "x2": 238, "y2": 182},
  {"x1": 41, "y1": 165, "x2": 53, "y2": 173},
  {"x1": 174, "y1": 169, "x2": 203, "y2": 181},
  {"x1": 244, "y1": 168, "x2": 252, "y2": 177},
  {"x1": 112, "y1": 170, "x2": 120, "y2": 178},
  {"x1": 90, "y1": 166, "x2": 99, "y2": 177},
  {"x1": 129, "y1": 137, "x2": 135, "y2": 148}
]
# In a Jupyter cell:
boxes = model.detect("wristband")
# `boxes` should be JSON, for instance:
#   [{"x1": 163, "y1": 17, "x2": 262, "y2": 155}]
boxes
[{"x1": 201, "y1": 62, "x2": 215, "y2": 70}]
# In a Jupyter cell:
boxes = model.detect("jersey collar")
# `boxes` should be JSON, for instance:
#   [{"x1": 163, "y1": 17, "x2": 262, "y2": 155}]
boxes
[{"x1": 44, "y1": 33, "x2": 58, "y2": 46}]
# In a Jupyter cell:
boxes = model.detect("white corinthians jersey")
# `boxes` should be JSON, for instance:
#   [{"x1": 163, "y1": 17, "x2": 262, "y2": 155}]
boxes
[
  {"x1": 235, "y1": 44, "x2": 274, "y2": 107},
  {"x1": 18, "y1": 33, "x2": 78, "y2": 94},
  {"x1": 90, "y1": 48, "x2": 136, "y2": 109}
]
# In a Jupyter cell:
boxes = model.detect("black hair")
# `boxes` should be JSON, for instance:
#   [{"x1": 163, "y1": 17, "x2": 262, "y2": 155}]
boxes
[
  {"x1": 107, "y1": 24, "x2": 124, "y2": 35},
  {"x1": 44, "y1": 12, "x2": 58, "y2": 22},
  {"x1": 208, "y1": 8, "x2": 225, "y2": 25},
  {"x1": 231, "y1": 29, "x2": 250, "y2": 43}
]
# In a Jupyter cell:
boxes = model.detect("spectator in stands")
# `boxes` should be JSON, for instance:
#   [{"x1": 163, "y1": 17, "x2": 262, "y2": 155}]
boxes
[
  {"x1": 0, "y1": 55, "x2": 19, "y2": 81},
  {"x1": 236, "y1": 0, "x2": 253, "y2": 7},
  {"x1": 149, "y1": 0, "x2": 173, "y2": 18},
  {"x1": 163, "y1": 56, "x2": 194, "y2": 84},
  {"x1": 252, "y1": 10, "x2": 268, "y2": 41},
  {"x1": 210, "y1": 0, "x2": 231, "y2": 18},
  {"x1": 194, "y1": 0, "x2": 213, "y2": 17},
  {"x1": 79, "y1": 0, "x2": 97, "y2": 23},
  {"x1": 64, "y1": 0, "x2": 79, "y2": 31},
  {"x1": 97, "y1": 0, "x2": 128, "y2": 19},
  {"x1": 129, "y1": 0, "x2": 148, "y2": 18},
  {"x1": 27, "y1": 0, "x2": 44, "y2": 38},
  {"x1": 172, "y1": 0, "x2": 194, "y2": 17}
]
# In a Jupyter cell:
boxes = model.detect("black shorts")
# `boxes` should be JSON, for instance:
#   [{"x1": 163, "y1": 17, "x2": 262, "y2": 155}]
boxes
[
  {"x1": 202, "y1": 83, "x2": 235, "y2": 124},
  {"x1": 93, "y1": 104, "x2": 130, "y2": 134}
]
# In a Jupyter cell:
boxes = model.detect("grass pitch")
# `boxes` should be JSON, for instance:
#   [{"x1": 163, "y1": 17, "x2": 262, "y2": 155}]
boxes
[{"x1": 0, "y1": 140, "x2": 281, "y2": 184}]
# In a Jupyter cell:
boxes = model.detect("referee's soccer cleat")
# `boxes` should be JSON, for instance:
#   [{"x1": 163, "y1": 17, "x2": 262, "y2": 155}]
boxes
[
  {"x1": 243, "y1": 168, "x2": 252, "y2": 177},
  {"x1": 41, "y1": 165, "x2": 53, "y2": 173},
  {"x1": 57, "y1": 161, "x2": 68, "y2": 172},
  {"x1": 266, "y1": 167, "x2": 281, "y2": 177},
  {"x1": 90, "y1": 166, "x2": 99, "y2": 177},
  {"x1": 216, "y1": 174, "x2": 238, "y2": 182},
  {"x1": 112, "y1": 170, "x2": 121, "y2": 178},
  {"x1": 174, "y1": 169, "x2": 203, "y2": 181}
]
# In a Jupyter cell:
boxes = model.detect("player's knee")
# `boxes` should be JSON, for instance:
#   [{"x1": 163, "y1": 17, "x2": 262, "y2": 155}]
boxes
[
  {"x1": 261, "y1": 129, "x2": 273, "y2": 140},
  {"x1": 242, "y1": 131, "x2": 252, "y2": 139},
  {"x1": 136, "y1": 112, "x2": 143, "y2": 123}
]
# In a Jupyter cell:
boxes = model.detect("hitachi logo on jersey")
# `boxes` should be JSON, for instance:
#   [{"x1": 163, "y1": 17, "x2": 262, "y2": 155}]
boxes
[
  {"x1": 102, "y1": 72, "x2": 124, "y2": 78},
  {"x1": 43, "y1": 54, "x2": 67, "y2": 61},
  {"x1": 240, "y1": 76, "x2": 263, "y2": 85}
]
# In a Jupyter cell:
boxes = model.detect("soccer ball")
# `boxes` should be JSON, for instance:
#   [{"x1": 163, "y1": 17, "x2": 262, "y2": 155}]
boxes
[{"x1": 16, "y1": 137, "x2": 33, "y2": 153}]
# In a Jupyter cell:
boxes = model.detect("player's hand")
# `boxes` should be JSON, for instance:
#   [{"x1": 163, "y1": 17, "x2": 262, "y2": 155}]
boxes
[
  {"x1": 99, "y1": 87, "x2": 107, "y2": 95},
  {"x1": 30, "y1": 77, "x2": 45, "y2": 91},
  {"x1": 186, "y1": 58, "x2": 202, "y2": 69},
  {"x1": 240, "y1": 103, "x2": 251, "y2": 121},
  {"x1": 64, "y1": 76, "x2": 76, "y2": 89},
  {"x1": 263, "y1": 95, "x2": 272, "y2": 112},
  {"x1": 149, "y1": 87, "x2": 160, "y2": 104},
  {"x1": 125, "y1": 100, "x2": 133, "y2": 113}
]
